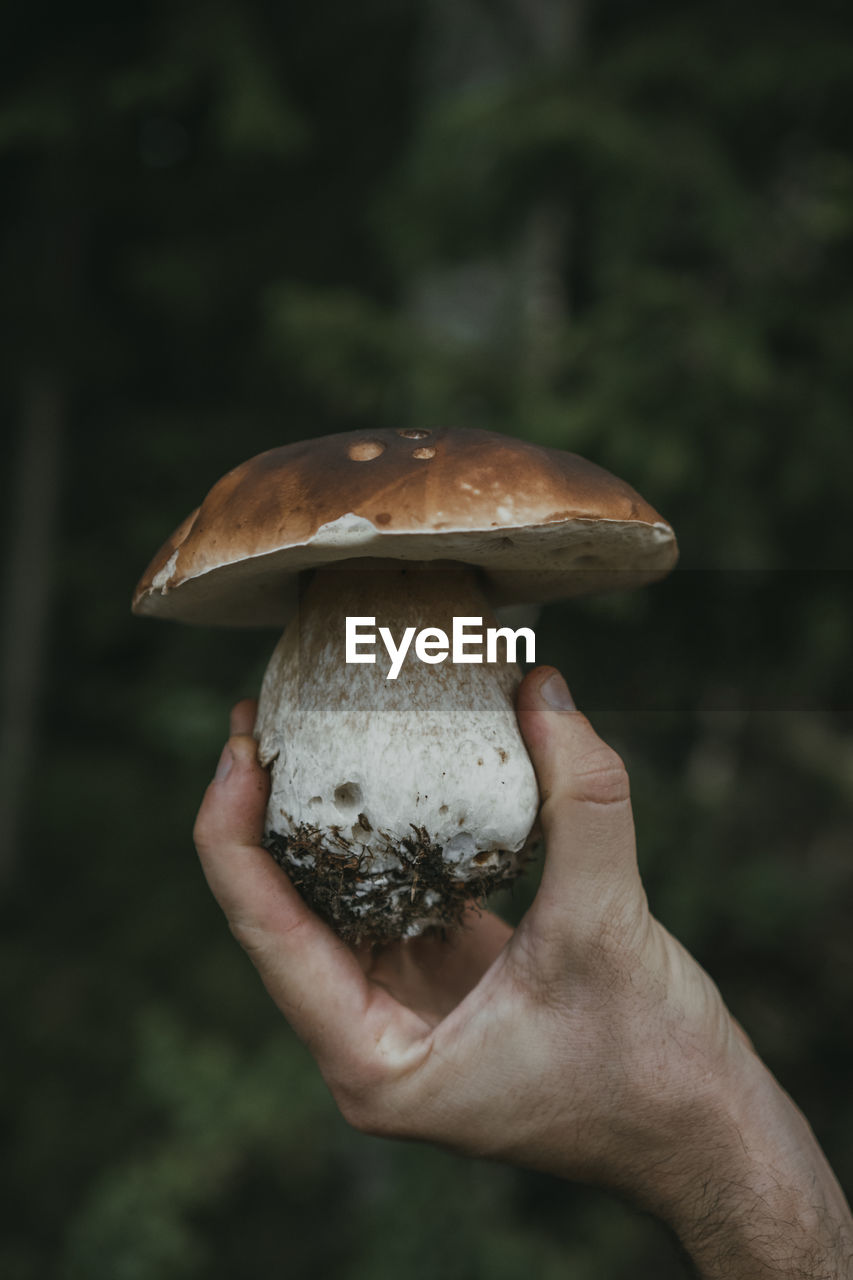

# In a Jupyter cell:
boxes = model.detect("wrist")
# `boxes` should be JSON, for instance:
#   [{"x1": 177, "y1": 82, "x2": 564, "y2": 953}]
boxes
[{"x1": 633, "y1": 1044, "x2": 853, "y2": 1278}]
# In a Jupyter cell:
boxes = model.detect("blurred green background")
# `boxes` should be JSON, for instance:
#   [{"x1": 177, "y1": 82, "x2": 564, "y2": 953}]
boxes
[{"x1": 2, "y1": 1, "x2": 852, "y2": 1276}]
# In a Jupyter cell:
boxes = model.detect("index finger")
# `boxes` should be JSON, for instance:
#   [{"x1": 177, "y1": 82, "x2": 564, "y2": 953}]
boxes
[
  {"x1": 193, "y1": 723, "x2": 375, "y2": 1064},
  {"x1": 229, "y1": 697, "x2": 257, "y2": 736}
]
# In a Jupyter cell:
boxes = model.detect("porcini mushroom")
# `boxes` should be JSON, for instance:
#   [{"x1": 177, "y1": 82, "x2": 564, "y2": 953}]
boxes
[{"x1": 133, "y1": 427, "x2": 677, "y2": 942}]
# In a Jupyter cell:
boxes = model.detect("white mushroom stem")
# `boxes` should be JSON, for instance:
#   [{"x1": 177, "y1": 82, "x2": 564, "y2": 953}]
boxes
[{"x1": 254, "y1": 559, "x2": 539, "y2": 940}]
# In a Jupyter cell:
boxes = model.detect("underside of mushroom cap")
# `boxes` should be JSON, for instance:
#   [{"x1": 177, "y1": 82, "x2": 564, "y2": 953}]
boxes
[{"x1": 132, "y1": 427, "x2": 678, "y2": 626}]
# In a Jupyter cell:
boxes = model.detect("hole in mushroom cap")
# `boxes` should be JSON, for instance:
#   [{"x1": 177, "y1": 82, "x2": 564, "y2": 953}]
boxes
[
  {"x1": 412, "y1": 447, "x2": 436, "y2": 460},
  {"x1": 334, "y1": 781, "x2": 363, "y2": 812},
  {"x1": 348, "y1": 440, "x2": 385, "y2": 461},
  {"x1": 308, "y1": 796, "x2": 323, "y2": 808},
  {"x1": 397, "y1": 428, "x2": 431, "y2": 439}
]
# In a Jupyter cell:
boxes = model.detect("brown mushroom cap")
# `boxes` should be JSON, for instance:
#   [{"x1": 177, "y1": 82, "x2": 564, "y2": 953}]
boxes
[{"x1": 132, "y1": 427, "x2": 678, "y2": 626}]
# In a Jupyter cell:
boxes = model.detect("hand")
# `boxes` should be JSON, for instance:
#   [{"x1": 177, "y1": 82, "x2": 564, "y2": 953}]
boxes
[{"x1": 194, "y1": 667, "x2": 853, "y2": 1279}]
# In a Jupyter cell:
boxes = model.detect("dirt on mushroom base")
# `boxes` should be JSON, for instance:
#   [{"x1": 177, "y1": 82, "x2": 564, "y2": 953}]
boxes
[{"x1": 263, "y1": 821, "x2": 540, "y2": 944}]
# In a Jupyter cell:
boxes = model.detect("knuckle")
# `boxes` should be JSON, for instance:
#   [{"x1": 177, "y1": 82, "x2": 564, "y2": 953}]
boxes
[
  {"x1": 329, "y1": 1053, "x2": 423, "y2": 1142},
  {"x1": 338, "y1": 1100, "x2": 388, "y2": 1139},
  {"x1": 569, "y1": 746, "x2": 630, "y2": 806},
  {"x1": 332, "y1": 1075, "x2": 396, "y2": 1139},
  {"x1": 191, "y1": 807, "x2": 214, "y2": 856},
  {"x1": 332, "y1": 1087, "x2": 368, "y2": 1132},
  {"x1": 227, "y1": 915, "x2": 267, "y2": 956},
  {"x1": 227, "y1": 908, "x2": 308, "y2": 957}
]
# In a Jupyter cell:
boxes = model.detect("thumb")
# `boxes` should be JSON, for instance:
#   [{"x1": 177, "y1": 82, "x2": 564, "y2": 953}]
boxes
[{"x1": 515, "y1": 667, "x2": 645, "y2": 954}]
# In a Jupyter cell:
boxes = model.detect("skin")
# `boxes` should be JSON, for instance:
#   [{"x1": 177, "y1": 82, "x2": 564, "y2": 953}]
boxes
[{"x1": 194, "y1": 666, "x2": 853, "y2": 1278}]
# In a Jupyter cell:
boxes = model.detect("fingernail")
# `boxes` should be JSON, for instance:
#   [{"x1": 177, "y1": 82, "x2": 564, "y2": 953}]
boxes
[
  {"x1": 541, "y1": 671, "x2": 576, "y2": 712},
  {"x1": 214, "y1": 745, "x2": 234, "y2": 782}
]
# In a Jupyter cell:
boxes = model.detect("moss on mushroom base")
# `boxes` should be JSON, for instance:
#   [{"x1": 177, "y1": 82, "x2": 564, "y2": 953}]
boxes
[{"x1": 255, "y1": 561, "x2": 540, "y2": 943}]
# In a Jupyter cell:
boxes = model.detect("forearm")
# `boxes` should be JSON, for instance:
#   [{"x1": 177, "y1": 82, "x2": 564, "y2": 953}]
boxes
[{"x1": 643, "y1": 1052, "x2": 853, "y2": 1279}]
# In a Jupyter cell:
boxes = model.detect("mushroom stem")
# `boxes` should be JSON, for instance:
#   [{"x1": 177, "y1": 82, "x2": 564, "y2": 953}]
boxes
[{"x1": 254, "y1": 560, "x2": 539, "y2": 942}]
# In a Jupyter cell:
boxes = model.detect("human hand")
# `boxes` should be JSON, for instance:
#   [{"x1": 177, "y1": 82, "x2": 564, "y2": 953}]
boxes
[{"x1": 194, "y1": 668, "x2": 853, "y2": 1279}]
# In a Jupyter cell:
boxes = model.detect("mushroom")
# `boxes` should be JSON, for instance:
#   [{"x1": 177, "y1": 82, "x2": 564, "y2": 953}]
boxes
[{"x1": 133, "y1": 427, "x2": 677, "y2": 943}]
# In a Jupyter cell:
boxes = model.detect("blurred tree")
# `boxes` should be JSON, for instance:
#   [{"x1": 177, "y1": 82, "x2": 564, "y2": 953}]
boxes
[{"x1": 1, "y1": 1, "x2": 851, "y2": 1278}]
